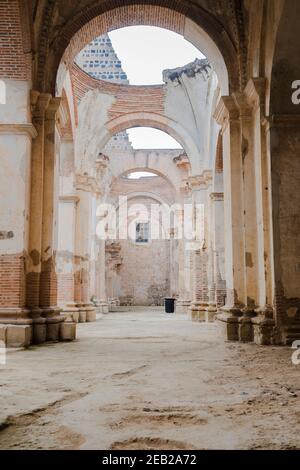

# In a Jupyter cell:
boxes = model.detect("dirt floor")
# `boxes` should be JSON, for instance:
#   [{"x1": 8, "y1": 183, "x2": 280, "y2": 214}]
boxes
[{"x1": 0, "y1": 308, "x2": 299, "y2": 450}]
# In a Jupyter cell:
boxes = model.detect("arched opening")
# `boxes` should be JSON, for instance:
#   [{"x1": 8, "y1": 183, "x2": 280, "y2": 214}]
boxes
[
  {"x1": 43, "y1": 4, "x2": 233, "y2": 95},
  {"x1": 4, "y1": 0, "x2": 300, "y2": 453},
  {"x1": 52, "y1": 10, "x2": 224, "y2": 326}
]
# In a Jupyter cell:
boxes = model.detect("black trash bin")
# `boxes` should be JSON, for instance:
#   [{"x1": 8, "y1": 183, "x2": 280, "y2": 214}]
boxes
[{"x1": 165, "y1": 298, "x2": 175, "y2": 314}]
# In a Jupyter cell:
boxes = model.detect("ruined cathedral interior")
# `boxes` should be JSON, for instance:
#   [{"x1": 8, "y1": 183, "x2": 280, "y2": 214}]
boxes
[{"x1": 0, "y1": 0, "x2": 300, "y2": 452}]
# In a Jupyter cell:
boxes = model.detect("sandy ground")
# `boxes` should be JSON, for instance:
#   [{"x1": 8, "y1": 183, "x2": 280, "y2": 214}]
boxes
[{"x1": 0, "y1": 308, "x2": 299, "y2": 450}]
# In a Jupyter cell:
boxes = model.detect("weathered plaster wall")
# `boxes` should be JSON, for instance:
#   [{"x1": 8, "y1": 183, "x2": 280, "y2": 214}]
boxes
[
  {"x1": 0, "y1": 79, "x2": 32, "y2": 309},
  {"x1": 107, "y1": 175, "x2": 177, "y2": 306},
  {"x1": 71, "y1": 60, "x2": 218, "y2": 176}
]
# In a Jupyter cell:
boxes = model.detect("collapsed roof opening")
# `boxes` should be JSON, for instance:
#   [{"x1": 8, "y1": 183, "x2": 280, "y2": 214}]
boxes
[{"x1": 76, "y1": 26, "x2": 205, "y2": 86}]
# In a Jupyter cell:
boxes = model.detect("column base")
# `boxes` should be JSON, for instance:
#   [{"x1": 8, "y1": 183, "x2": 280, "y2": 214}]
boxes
[
  {"x1": 85, "y1": 304, "x2": 97, "y2": 322},
  {"x1": 0, "y1": 324, "x2": 32, "y2": 348},
  {"x1": 31, "y1": 308, "x2": 47, "y2": 344},
  {"x1": 205, "y1": 304, "x2": 217, "y2": 322},
  {"x1": 188, "y1": 302, "x2": 209, "y2": 322},
  {"x1": 188, "y1": 303, "x2": 200, "y2": 321},
  {"x1": 94, "y1": 300, "x2": 109, "y2": 315},
  {"x1": 76, "y1": 303, "x2": 97, "y2": 322},
  {"x1": 60, "y1": 303, "x2": 80, "y2": 323},
  {"x1": 0, "y1": 308, "x2": 32, "y2": 325},
  {"x1": 99, "y1": 302, "x2": 109, "y2": 314},
  {"x1": 0, "y1": 308, "x2": 33, "y2": 348},
  {"x1": 216, "y1": 307, "x2": 242, "y2": 341},
  {"x1": 0, "y1": 306, "x2": 77, "y2": 347},
  {"x1": 60, "y1": 322, "x2": 76, "y2": 341},
  {"x1": 175, "y1": 300, "x2": 190, "y2": 315},
  {"x1": 76, "y1": 303, "x2": 86, "y2": 322},
  {"x1": 41, "y1": 307, "x2": 65, "y2": 342},
  {"x1": 6, "y1": 325, "x2": 32, "y2": 348},
  {"x1": 251, "y1": 311, "x2": 275, "y2": 345},
  {"x1": 237, "y1": 307, "x2": 255, "y2": 343},
  {"x1": 108, "y1": 299, "x2": 120, "y2": 312}
]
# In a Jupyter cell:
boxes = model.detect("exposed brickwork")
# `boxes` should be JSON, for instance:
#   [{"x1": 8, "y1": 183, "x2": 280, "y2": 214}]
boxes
[
  {"x1": 26, "y1": 272, "x2": 40, "y2": 308},
  {"x1": 39, "y1": 270, "x2": 58, "y2": 308},
  {"x1": 216, "y1": 281, "x2": 227, "y2": 308},
  {"x1": 22, "y1": 0, "x2": 240, "y2": 93},
  {"x1": 71, "y1": 63, "x2": 165, "y2": 121},
  {"x1": 0, "y1": 0, "x2": 29, "y2": 80},
  {"x1": 62, "y1": 5, "x2": 185, "y2": 71},
  {"x1": 57, "y1": 274, "x2": 75, "y2": 303},
  {"x1": 0, "y1": 253, "x2": 26, "y2": 308}
]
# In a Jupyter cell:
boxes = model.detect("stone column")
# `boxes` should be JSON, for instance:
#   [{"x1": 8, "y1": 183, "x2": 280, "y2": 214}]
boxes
[
  {"x1": 93, "y1": 157, "x2": 109, "y2": 314},
  {"x1": 175, "y1": 186, "x2": 192, "y2": 314},
  {"x1": 169, "y1": 228, "x2": 178, "y2": 298},
  {"x1": 210, "y1": 192, "x2": 226, "y2": 309},
  {"x1": 205, "y1": 190, "x2": 217, "y2": 322},
  {"x1": 74, "y1": 174, "x2": 96, "y2": 322},
  {"x1": 187, "y1": 174, "x2": 210, "y2": 321},
  {"x1": 175, "y1": 239, "x2": 191, "y2": 313},
  {"x1": 0, "y1": 104, "x2": 36, "y2": 347},
  {"x1": 206, "y1": 244, "x2": 218, "y2": 322},
  {"x1": 57, "y1": 194, "x2": 80, "y2": 323},
  {"x1": 56, "y1": 132, "x2": 79, "y2": 323},
  {"x1": 267, "y1": 114, "x2": 300, "y2": 344},
  {"x1": 26, "y1": 92, "x2": 51, "y2": 344},
  {"x1": 95, "y1": 239, "x2": 109, "y2": 314},
  {"x1": 234, "y1": 92, "x2": 261, "y2": 343},
  {"x1": 244, "y1": 79, "x2": 275, "y2": 344},
  {"x1": 214, "y1": 97, "x2": 246, "y2": 340},
  {"x1": 39, "y1": 98, "x2": 66, "y2": 341}
]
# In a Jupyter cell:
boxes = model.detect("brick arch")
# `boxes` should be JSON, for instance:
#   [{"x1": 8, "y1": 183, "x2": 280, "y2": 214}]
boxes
[
  {"x1": 40, "y1": 2, "x2": 237, "y2": 94},
  {"x1": 97, "y1": 111, "x2": 199, "y2": 173}
]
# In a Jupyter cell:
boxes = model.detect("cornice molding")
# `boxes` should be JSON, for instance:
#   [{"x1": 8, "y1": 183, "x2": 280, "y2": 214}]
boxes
[
  {"x1": 0, "y1": 123, "x2": 37, "y2": 138},
  {"x1": 214, "y1": 96, "x2": 239, "y2": 130},
  {"x1": 59, "y1": 195, "x2": 79, "y2": 204}
]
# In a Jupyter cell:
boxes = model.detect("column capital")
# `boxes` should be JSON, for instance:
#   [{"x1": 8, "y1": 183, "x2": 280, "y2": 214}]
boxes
[
  {"x1": 45, "y1": 97, "x2": 61, "y2": 120},
  {"x1": 232, "y1": 92, "x2": 253, "y2": 121},
  {"x1": 30, "y1": 91, "x2": 52, "y2": 120},
  {"x1": 244, "y1": 77, "x2": 266, "y2": 114},
  {"x1": 214, "y1": 95, "x2": 239, "y2": 130}
]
